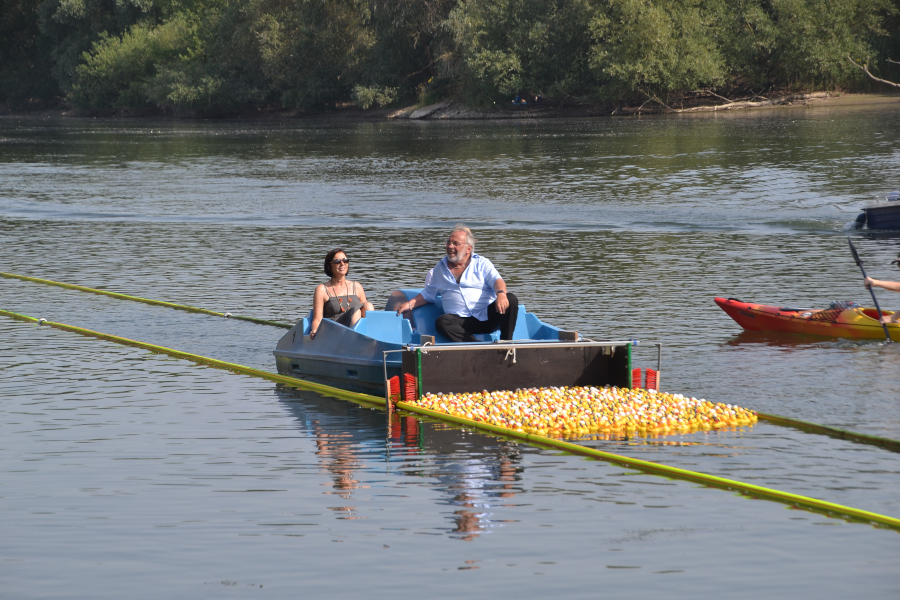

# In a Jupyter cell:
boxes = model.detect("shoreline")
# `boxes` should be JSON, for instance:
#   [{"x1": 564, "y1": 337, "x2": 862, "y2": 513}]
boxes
[{"x1": 2, "y1": 91, "x2": 898, "y2": 122}]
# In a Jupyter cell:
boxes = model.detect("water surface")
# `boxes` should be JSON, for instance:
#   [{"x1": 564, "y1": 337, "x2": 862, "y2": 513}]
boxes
[{"x1": 1, "y1": 105, "x2": 899, "y2": 597}]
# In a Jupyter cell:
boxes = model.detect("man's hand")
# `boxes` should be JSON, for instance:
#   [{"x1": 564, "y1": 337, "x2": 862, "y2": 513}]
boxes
[
  {"x1": 397, "y1": 294, "x2": 427, "y2": 316},
  {"x1": 495, "y1": 292, "x2": 509, "y2": 314},
  {"x1": 865, "y1": 276, "x2": 875, "y2": 289}
]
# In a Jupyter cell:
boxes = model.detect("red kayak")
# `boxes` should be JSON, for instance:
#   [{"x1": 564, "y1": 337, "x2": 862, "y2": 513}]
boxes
[{"x1": 714, "y1": 297, "x2": 899, "y2": 341}]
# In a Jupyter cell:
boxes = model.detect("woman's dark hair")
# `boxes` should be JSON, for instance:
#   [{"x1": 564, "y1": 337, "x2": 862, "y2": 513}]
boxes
[{"x1": 324, "y1": 248, "x2": 348, "y2": 277}]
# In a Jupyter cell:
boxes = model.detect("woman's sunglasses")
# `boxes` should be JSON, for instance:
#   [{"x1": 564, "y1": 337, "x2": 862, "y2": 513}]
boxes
[{"x1": 331, "y1": 258, "x2": 350, "y2": 265}]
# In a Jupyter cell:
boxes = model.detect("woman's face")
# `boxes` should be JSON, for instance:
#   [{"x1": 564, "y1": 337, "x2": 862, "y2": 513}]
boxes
[{"x1": 331, "y1": 252, "x2": 349, "y2": 277}]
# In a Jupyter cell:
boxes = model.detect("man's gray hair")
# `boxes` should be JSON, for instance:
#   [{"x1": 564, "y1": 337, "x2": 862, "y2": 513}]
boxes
[{"x1": 450, "y1": 223, "x2": 476, "y2": 251}]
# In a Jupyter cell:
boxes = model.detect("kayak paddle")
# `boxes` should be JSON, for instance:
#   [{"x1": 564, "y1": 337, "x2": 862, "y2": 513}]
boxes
[{"x1": 847, "y1": 236, "x2": 893, "y2": 343}]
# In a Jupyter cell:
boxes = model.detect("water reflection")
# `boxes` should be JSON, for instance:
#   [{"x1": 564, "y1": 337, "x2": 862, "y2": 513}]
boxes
[
  {"x1": 276, "y1": 385, "x2": 524, "y2": 539},
  {"x1": 456, "y1": 455, "x2": 520, "y2": 541},
  {"x1": 724, "y1": 330, "x2": 845, "y2": 347},
  {"x1": 428, "y1": 438, "x2": 523, "y2": 542},
  {"x1": 314, "y1": 428, "x2": 366, "y2": 502}
]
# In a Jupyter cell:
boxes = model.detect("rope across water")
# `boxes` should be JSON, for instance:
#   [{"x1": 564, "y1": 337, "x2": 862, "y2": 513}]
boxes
[{"x1": 0, "y1": 271, "x2": 293, "y2": 329}]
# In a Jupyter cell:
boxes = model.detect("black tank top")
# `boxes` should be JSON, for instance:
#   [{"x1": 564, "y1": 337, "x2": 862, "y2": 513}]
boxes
[{"x1": 323, "y1": 281, "x2": 363, "y2": 320}]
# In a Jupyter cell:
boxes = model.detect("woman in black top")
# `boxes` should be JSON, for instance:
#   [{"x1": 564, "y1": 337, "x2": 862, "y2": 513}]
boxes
[{"x1": 310, "y1": 248, "x2": 374, "y2": 339}]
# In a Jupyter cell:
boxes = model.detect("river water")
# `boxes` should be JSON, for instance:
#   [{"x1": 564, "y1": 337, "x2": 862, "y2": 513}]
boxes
[{"x1": 1, "y1": 100, "x2": 899, "y2": 598}]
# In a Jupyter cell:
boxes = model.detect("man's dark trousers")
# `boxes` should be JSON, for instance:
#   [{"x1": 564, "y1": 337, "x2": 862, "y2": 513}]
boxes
[{"x1": 435, "y1": 293, "x2": 519, "y2": 342}]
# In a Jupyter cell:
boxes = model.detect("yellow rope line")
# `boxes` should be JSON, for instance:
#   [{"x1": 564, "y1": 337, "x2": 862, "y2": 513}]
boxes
[
  {"x1": 2, "y1": 308, "x2": 897, "y2": 530},
  {"x1": 756, "y1": 412, "x2": 900, "y2": 452},
  {"x1": 0, "y1": 271, "x2": 292, "y2": 329}
]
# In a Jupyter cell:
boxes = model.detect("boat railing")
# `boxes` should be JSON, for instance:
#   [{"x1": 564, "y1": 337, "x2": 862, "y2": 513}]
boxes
[
  {"x1": 408, "y1": 339, "x2": 640, "y2": 352},
  {"x1": 381, "y1": 339, "x2": 663, "y2": 406}
]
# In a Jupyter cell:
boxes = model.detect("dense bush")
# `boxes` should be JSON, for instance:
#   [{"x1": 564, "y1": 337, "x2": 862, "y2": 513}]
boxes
[
  {"x1": 446, "y1": 0, "x2": 899, "y2": 104},
  {"x1": 588, "y1": 0, "x2": 726, "y2": 100},
  {"x1": 443, "y1": 0, "x2": 599, "y2": 101},
  {"x1": 352, "y1": 84, "x2": 398, "y2": 109},
  {"x1": 71, "y1": 16, "x2": 196, "y2": 108},
  {"x1": 0, "y1": 0, "x2": 57, "y2": 104},
  {"x1": 0, "y1": 0, "x2": 897, "y2": 112}
]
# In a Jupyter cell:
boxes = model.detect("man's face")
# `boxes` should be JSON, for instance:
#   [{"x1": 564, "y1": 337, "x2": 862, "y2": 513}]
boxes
[{"x1": 446, "y1": 231, "x2": 471, "y2": 265}]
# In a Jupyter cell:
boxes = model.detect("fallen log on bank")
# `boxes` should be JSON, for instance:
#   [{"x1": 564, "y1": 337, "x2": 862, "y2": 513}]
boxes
[{"x1": 620, "y1": 91, "x2": 835, "y2": 115}]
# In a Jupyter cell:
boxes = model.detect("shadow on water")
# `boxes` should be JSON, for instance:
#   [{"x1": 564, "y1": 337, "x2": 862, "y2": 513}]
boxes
[{"x1": 274, "y1": 384, "x2": 525, "y2": 540}]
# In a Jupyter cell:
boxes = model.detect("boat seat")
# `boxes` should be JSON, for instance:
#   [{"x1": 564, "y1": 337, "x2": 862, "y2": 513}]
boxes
[
  {"x1": 296, "y1": 309, "x2": 412, "y2": 345},
  {"x1": 386, "y1": 288, "x2": 566, "y2": 343},
  {"x1": 301, "y1": 300, "x2": 562, "y2": 344},
  {"x1": 412, "y1": 303, "x2": 543, "y2": 343},
  {"x1": 515, "y1": 308, "x2": 565, "y2": 340},
  {"x1": 351, "y1": 310, "x2": 412, "y2": 344},
  {"x1": 300, "y1": 310, "x2": 313, "y2": 335}
]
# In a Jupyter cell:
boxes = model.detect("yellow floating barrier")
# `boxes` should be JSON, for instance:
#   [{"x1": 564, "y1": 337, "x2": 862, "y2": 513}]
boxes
[{"x1": 0, "y1": 271, "x2": 292, "y2": 329}]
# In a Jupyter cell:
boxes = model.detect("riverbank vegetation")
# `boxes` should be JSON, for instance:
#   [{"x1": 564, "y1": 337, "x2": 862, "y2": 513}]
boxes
[{"x1": 2, "y1": 0, "x2": 899, "y2": 115}]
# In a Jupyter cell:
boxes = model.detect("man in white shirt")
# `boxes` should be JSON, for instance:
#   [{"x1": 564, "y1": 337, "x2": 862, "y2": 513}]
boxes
[{"x1": 396, "y1": 224, "x2": 518, "y2": 342}]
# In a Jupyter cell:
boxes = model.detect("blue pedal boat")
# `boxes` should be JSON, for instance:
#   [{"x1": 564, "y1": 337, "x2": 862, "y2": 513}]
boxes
[{"x1": 274, "y1": 288, "x2": 635, "y2": 398}]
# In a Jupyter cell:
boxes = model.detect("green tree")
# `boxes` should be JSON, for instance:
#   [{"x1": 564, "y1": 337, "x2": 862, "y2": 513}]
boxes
[
  {"x1": 71, "y1": 14, "x2": 197, "y2": 108},
  {"x1": 37, "y1": 0, "x2": 183, "y2": 93},
  {"x1": 445, "y1": 0, "x2": 600, "y2": 102},
  {"x1": 588, "y1": 0, "x2": 726, "y2": 102},
  {"x1": 0, "y1": 0, "x2": 57, "y2": 104},
  {"x1": 363, "y1": 0, "x2": 456, "y2": 102},
  {"x1": 6, "y1": 0, "x2": 900, "y2": 112},
  {"x1": 763, "y1": 0, "x2": 895, "y2": 88}
]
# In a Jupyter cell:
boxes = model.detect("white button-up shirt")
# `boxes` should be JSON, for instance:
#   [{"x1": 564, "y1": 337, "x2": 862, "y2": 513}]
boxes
[{"x1": 421, "y1": 254, "x2": 501, "y2": 321}]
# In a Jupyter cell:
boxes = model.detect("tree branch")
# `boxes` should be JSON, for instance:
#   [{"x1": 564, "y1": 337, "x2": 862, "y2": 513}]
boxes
[
  {"x1": 637, "y1": 89, "x2": 673, "y2": 112},
  {"x1": 692, "y1": 89, "x2": 735, "y2": 104},
  {"x1": 847, "y1": 54, "x2": 900, "y2": 89}
]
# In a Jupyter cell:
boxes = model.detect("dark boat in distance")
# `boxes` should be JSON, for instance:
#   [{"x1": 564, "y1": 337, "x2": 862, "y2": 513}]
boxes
[
  {"x1": 274, "y1": 288, "x2": 636, "y2": 398},
  {"x1": 854, "y1": 191, "x2": 900, "y2": 230}
]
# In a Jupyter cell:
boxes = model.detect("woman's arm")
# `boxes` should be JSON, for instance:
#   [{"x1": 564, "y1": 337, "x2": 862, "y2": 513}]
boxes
[
  {"x1": 865, "y1": 276, "x2": 900, "y2": 293},
  {"x1": 356, "y1": 283, "x2": 374, "y2": 316},
  {"x1": 864, "y1": 277, "x2": 900, "y2": 324},
  {"x1": 310, "y1": 284, "x2": 327, "y2": 339}
]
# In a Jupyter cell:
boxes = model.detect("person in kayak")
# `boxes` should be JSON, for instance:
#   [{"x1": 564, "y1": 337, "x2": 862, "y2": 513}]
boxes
[
  {"x1": 310, "y1": 248, "x2": 374, "y2": 339},
  {"x1": 864, "y1": 252, "x2": 900, "y2": 324},
  {"x1": 395, "y1": 224, "x2": 518, "y2": 342}
]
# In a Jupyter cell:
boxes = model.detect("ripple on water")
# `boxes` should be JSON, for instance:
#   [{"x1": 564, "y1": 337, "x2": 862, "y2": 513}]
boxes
[{"x1": 2, "y1": 112, "x2": 900, "y2": 597}]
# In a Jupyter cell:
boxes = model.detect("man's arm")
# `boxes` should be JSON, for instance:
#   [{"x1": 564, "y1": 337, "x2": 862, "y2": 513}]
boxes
[
  {"x1": 396, "y1": 293, "x2": 428, "y2": 315},
  {"x1": 493, "y1": 279, "x2": 509, "y2": 314}
]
